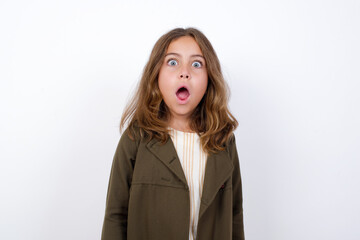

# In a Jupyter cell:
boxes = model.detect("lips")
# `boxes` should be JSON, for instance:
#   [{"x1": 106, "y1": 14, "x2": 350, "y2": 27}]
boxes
[{"x1": 176, "y1": 87, "x2": 190, "y2": 101}]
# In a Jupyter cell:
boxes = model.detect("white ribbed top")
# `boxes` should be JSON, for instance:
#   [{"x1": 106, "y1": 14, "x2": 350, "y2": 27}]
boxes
[{"x1": 169, "y1": 128, "x2": 208, "y2": 240}]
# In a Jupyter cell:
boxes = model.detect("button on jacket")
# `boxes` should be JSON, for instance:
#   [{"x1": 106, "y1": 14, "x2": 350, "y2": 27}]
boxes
[{"x1": 101, "y1": 127, "x2": 245, "y2": 240}]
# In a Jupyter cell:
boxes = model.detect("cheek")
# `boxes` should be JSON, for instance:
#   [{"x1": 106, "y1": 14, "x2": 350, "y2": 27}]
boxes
[
  {"x1": 197, "y1": 73, "x2": 208, "y2": 95},
  {"x1": 158, "y1": 70, "x2": 172, "y2": 97},
  {"x1": 158, "y1": 68, "x2": 166, "y2": 92}
]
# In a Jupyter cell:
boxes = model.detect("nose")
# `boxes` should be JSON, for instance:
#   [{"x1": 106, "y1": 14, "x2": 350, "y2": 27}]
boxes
[
  {"x1": 180, "y1": 73, "x2": 190, "y2": 79},
  {"x1": 179, "y1": 66, "x2": 191, "y2": 80}
]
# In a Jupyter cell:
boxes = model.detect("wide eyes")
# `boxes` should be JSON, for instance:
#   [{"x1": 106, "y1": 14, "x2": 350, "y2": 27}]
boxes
[
  {"x1": 168, "y1": 59, "x2": 178, "y2": 66},
  {"x1": 166, "y1": 59, "x2": 203, "y2": 68},
  {"x1": 192, "y1": 61, "x2": 202, "y2": 68}
]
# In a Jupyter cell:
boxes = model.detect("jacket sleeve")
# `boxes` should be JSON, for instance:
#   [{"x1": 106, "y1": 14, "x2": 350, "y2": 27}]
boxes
[
  {"x1": 229, "y1": 134, "x2": 245, "y2": 240},
  {"x1": 101, "y1": 129, "x2": 138, "y2": 240}
]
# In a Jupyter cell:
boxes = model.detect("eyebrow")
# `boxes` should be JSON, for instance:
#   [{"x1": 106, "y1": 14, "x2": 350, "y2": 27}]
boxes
[{"x1": 165, "y1": 52, "x2": 205, "y2": 59}]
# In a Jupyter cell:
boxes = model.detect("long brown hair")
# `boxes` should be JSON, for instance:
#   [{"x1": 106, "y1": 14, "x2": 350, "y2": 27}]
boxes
[{"x1": 120, "y1": 27, "x2": 238, "y2": 153}]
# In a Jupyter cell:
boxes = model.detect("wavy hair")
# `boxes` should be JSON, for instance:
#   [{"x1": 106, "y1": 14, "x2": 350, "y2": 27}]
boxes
[{"x1": 120, "y1": 27, "x2": 238, "y2": 153}]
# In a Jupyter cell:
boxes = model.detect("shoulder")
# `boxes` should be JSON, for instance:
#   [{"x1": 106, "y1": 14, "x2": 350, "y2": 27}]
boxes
[
  {"x1": 225, "y1": 132, "x2": 238, "y2": 161},
  {"x1": 226, "y1": 132, "x2": 236, "y2": 149},
  {"x1": 115, "y1": 125, "x2": 142, "y2": 159}
]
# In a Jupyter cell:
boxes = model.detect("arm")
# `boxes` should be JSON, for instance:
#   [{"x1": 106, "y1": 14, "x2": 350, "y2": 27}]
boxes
[
  {"x1": 101, "y1": 129, "x2": 138, "y2": 240},
  {"x1": 229, "y1": 134, "x2": 245, "y2": 240}
]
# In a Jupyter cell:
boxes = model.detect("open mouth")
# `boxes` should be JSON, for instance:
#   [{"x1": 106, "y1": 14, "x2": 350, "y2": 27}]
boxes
[{"x1": 176, "y1": 87, "x2": 190, "y2": 101}]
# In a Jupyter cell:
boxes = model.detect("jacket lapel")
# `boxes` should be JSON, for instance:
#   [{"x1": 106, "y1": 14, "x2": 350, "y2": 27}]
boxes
[
  {"x1": 146, "y1": 136, "x2": 234, "y2": 220},
  {"x1": 146, "y1": 137, "x2": 188, "y2": 186},
  {"x1": 199, "y1": 150, "x2": 234, "y2": 220}
]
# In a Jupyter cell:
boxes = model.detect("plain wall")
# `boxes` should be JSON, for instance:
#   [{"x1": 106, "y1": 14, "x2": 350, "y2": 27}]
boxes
[{"x1": 1, "y1": 0, "x2": 359, "y2": 239}]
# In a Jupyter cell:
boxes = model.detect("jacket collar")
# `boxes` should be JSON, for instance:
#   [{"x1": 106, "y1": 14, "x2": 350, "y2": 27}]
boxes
[
  {"x1": 146, "y1": 137, "x2": 188, "y2": 185},
  {"x1": 146, "y1": 136, "x2": 234, "y2": 220}
]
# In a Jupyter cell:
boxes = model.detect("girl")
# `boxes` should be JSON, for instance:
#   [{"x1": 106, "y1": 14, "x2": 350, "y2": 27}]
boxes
[{"x1": 101, "y1": 28, "x2": 244, "y2": 240}]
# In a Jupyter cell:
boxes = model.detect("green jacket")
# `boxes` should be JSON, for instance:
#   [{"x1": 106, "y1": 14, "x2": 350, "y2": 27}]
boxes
[{"x1": 101, "y1": 128, "x2": 245, "y2": 240}]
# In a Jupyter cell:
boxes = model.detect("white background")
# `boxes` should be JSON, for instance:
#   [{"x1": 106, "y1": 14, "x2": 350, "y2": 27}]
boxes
[{"x1": 1, "y1": 0, "x2": 359, "y2": 239}]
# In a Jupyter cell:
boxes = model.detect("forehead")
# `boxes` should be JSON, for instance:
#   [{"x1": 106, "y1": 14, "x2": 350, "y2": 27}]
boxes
[{"x1": 166, "y1": 36, "x2": 203, "y2": 55}]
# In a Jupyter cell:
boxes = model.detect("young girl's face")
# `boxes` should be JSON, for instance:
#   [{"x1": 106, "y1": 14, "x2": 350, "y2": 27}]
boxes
[{"x1": 158, "y1": 36, "x2": 208, "y2": 126}]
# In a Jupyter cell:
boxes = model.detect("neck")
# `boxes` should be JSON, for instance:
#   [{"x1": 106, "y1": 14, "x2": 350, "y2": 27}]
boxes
[{"x1": 168, "y1": 117, "x2": 194, "y2": 133}]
